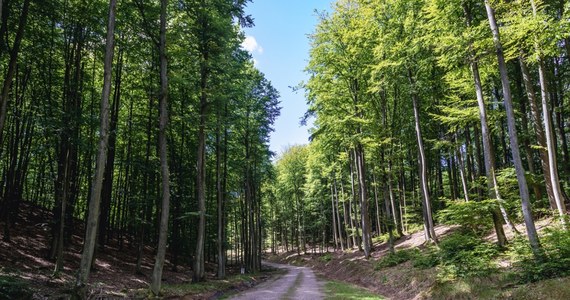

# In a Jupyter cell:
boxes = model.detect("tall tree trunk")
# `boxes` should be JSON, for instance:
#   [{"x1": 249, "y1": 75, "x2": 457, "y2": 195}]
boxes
[
  {"x1": 75, "y1": 0, "x2": 116, "y2": 292},
  {"x1": 193, "y1": 40, "x2": 209, "y2": 285},
  {"x1": 372, "y1": 173, "x2": 382, "y2": 236},
  {"x1": 484, "y1": 0, "x2": 542, "y2": 255},
  {"x1": 383, "y1": 178, "x2": 395, "y2": 254},
  {"x1": 151, "y1": 0, "x2": 171, "y2": 294},
  {"x1": 519, "y1": 57, "x2": 555, "y2": 207},
  {"x1": 356, "y1": 144, "x2": 371, "y2": 258},
  {"x1": 216, "y1": 104, "x2": 227, "y2": 278},
  {"x1": 455, "y1": 133, "x2": 470, "y2": 202},
  {"x1": 348, "y1": 157, "x2": 359, "y2": 248},
  {"x1": 54, "y1": 149, "x2": 70, "y2": 276},
  {"x1": 0, "y1": 0, "x2": 30, "y2": 147},
  {"x1": 99, "y1": 45, "x2": 123, "y2": 250},
  {"x1": 463, "y1": 4, "x2": 508, "y2": 246},
  {"x1": 388, "y1": 159, "x2": 403, "y2": 236},
  {"x1": 340, "y1": 180, "x2": 352, "y2": 249},
  {"x1": 408, "y1": 69, "x2": 437, "y2": 243},
  {"x1": 528, "y1": 0, "x2": 567, "y2": 224},
  {"x1": 334, "y1": 177, "x2": 345, "y2": 250},
  {"x1": 538, "y1": 59, "x2": 567, "y2": 222},
  {"x1": 515, "y1": 64, "x2": 542, "y2": 200},
  {"x1": 331, "y1": 183, "x2": 339, "y2": 250}
]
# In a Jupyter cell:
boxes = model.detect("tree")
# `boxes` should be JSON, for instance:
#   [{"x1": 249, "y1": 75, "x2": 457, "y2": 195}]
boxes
[
  {"x1": 0, "y1": 0, "x2": 30, "y2": 150},
  {"x1": 75, "y1": 0, "x2": 116, "y2": 292},
  {"x1": 483, "y1": 0, "x2": 541, "y2": 255},
  {"x1": 150, "y1": 0, "x2": 171, "y2": 294}
]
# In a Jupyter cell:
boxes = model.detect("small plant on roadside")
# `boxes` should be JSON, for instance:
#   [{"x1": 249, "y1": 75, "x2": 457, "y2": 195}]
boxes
[
  {"x1": 319, "y1": 253, "x2": 333, "y2": 262},
  {"x1": 412, "y1": 247, "x2": 439, "y2": 269},
  {"x1": 375, "y1": 248, "x2": 419, "y2": 269},
  {"x1": 323, "y1": 280, "x2": 384, "y2": 299}
]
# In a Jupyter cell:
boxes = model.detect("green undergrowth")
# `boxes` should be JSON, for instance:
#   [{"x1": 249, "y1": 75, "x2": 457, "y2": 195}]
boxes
[
  {"x1": 0, "y1": 275, "x2": 34, "y2": 300},
  {"x1": 323, "y1": 279, "x2": 384, "y2": 300},
  {"x1": 376, "y1": 231, "x2": 498, "y2": 281},
  {"x1": 507, "y1": 227, "x2": 570, "y2": 282},
  {"x1": 374, "y1": 223, "x2": 570, "y2": 299},
  {"x1": 319, "y1": 252, "x2": 333, "y2": 262}
]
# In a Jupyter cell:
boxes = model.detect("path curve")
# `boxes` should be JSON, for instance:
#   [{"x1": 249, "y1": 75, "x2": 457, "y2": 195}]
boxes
[{"x1": 230, "y1": 261, "x2": 324, "y2": 300}]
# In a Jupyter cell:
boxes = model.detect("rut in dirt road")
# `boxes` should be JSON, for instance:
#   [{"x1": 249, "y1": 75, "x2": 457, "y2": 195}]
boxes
[{"x1": 230, "y1": 262, "x2": 324, "y2": 300}]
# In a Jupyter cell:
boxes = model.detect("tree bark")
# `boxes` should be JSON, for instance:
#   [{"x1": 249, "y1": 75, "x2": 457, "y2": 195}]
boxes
[
  {"x1": 151, "y1": 0, "x2": 171, "y2": 294},
  {"x1": 528, "y1": 0, "x2": 567, "y2": 224},
  {"x1": 515, "y1": 63, "x2": 542, "y2": 200},
  {"x1": 75, "y1": 0, "x2": 116, "y2": 292},
  {"x1": 519, "y1": 57, "x2": 555, "y2": 207},
  {"x1": 455, "y1": 133, "x2": 470, "y2": 202},
  {"x1": 356, "y1": 144, "x2": 372, "y2": 258},
  {"x1": 331, "y1": 183, "x2": 339, "y2": 250},
  {"x1": 334, "y1": 177, "x2": 345, "y2": 250},
  {"x1": 372, "y1": 173, "x2": 382, "y2": 236},
  {"x1": 484, "y1": 0, "x2": 542, "y2": 255},
  {"x1": 463, "y1": 3, "x2": 507, "y2": 247},
  {"x1": 408, "y1": 69, "x2": 437, "y2": 243},
  {"x1": 99, "y1": 45, "x2": 123, "y2": 250},
  {"x1": 0, "y1": 0, "x2": 30, "y2": 147}
]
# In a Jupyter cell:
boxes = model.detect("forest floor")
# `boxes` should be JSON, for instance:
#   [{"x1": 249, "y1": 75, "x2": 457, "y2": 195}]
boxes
[
  {"x1": 0, "y1": 202, "x2": 271, "y2": 299},
  {"x1": 268, "y1": 220, "x2": 570, "y2": 300}
]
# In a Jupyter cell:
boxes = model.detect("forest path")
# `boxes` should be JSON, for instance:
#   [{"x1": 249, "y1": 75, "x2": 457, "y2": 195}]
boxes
[{"x1": 229, "y1": 261, "x2": 324, "y2": 300}]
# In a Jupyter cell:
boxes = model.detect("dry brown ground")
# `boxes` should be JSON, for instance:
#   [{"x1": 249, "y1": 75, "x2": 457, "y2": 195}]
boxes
[{"x1": 0, "y1": 202, "x2": 216, "y2": 298}]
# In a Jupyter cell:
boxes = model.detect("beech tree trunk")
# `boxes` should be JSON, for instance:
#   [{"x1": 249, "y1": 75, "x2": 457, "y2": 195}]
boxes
[
  {"x1": 463, "y1": 3, "x2": 508, "y2": 247},
  {"x1": 75, "y1": 0, "x2": 116, "y2": 293},
  {"x1": 0, "y1": 0, "x2": 30, "y2": 148},
  {"x1": 484, "y1": 0, "x2": 542, "y2": 255},
  {"x1": 355, "y1": 143, "x2": 371, "y2": 258},
  {"x1": 193, "y1": 97, "x2": 206, "y2": 282},
  {"x1": 334, "y1": 178, "x2": 345, "y2": 250},
  {"x1": 331, "y1": 183, "x2": 339, "y2": 249},
  {"x1": 519, "y1": 58, "x2": 556, "y2": 208},
  {"x1": 151, "y1": 0, "x2": 171, "y2": 294},
  {"x1": 408, "y1": 69, "x2": 437, "y2": 243},
  {"x1": 528, "y1": 0, "x2": 567, "y2": 224},
  {"x1": 455, "y1": 133, "x2": 470, "y2": 202}
]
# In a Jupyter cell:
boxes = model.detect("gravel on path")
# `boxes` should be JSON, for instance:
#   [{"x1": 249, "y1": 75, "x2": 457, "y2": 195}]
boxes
[{"x1": 230, "y1": 261, "x2": 324, "y2": 300}]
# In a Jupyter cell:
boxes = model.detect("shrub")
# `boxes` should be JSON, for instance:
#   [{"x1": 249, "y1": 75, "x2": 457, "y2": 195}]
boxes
[
  {"x1": 437, "y1": 232, "x2": 498, "y2": 280},
  {"x1": 512, "y1": 228, "x2": 570, "y2": 282},
  {"x1": 319, "y1": 253, "x2": 333, "y2": 262},
  {"x1": 0, "y1": 276, "x2": 33, "y2": 300},
  {"x1": 375, "y1": 248, "x2": 419, "y2": 269},
  {"x1": 412, "y1": 247, "x2": 439, "y2": 269},
  {"x1": 437, "y1": 200, "x2": 495, "y2": 234}
]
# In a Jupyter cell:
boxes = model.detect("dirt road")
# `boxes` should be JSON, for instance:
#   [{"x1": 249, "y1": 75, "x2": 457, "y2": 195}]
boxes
[{"x1": 230, "y1": 261, "x2": 324, "y2": 300}]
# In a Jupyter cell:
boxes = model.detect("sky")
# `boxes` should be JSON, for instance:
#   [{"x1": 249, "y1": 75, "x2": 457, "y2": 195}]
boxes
[{"x1": 242, "y1": 0, "x2": 332, "y2": 157}]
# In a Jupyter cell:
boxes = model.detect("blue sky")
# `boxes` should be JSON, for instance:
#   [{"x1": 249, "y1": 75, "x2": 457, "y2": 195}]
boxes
[{"x1": 242, "y1": 0, "x2": 332, "y2": 156}]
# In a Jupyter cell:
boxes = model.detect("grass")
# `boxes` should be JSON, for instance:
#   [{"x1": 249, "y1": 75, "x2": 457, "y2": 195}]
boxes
[
  {"x1": 282, "y1": 271, "x2": 304, "y2": 300},
  {"x1": 429, "y1": 274, "x2": 570, "y2": 300},
  {"x1": 323, "y1": 279, "x2": 384, "y2": 300}
]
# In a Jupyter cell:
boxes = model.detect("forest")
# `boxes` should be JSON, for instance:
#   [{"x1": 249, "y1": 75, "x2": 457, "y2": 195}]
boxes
[
  {"x1": 0, "y1": 0, "x2": 570, "y2": 298},
  {"x1": 0, "y1": 0, "x2": 280, "y2": 297},
  {"x1": 265, "y1": 0, "x2": 570, "y2": 298}
]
